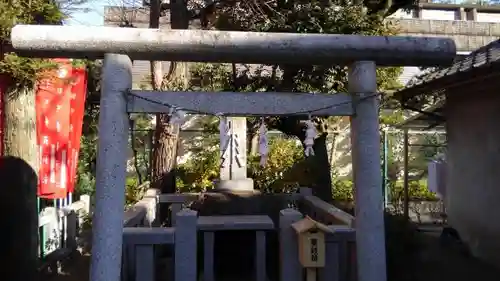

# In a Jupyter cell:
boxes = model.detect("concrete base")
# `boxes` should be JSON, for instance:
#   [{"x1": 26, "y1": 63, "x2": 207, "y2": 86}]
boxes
[{"x1": 214, "y1": 178, "x2": 254, "y2": 192}]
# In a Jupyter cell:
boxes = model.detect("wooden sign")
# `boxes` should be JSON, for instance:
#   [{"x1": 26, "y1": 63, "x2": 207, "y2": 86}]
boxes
[{"x1": 291, "y1": 216, "x2": 332, "y2": 268}]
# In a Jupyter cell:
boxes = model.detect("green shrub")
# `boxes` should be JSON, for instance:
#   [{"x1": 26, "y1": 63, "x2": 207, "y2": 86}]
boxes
[
  {"x1": 174, "y1": 135, "x2": 438, "y2": 203},
  {"x1": 76, "y1": 172, "x2": 95, "y2": 196},
  {"x1": 332, "y1": 178, "x2": 354, "y2": 201},
  {"x1": 331, "y1": 178, "x2": 437, "y2": 203},
  {"x1": 248, "y1": 138, "x2": 304, "y2": 193},
  {"x1": 389, "y1": 180, "x2": 437, "y2": 202},
  {"x1": 176, "y1": 146, "x2": 220, "y2": 192},
  {"x1": 176, "y1": 137, "x2": 305, "y2": 193},
  {"x1": 125, "y1": 176, "x2": 147, "y2": 206}
]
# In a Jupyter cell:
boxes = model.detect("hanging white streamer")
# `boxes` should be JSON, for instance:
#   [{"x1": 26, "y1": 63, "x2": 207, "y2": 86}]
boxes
[
  {"x1": 258, "y1": 119, "x2": 268, "y2": 166},
  {"x1": 168, "y1": 107, "x2": 188, "y2": 126},
  {"x1": 304, "y1": 118, "x2": 317, "y2": 157},
  {"x1": 218, "y1": 115, "x2": 229, "y2": 167},
  {"x1": 218, "y1": 115, "x2": 228, "y2": 141}
]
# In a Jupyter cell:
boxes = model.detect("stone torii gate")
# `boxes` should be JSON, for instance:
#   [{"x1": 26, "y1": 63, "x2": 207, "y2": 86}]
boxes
[{"x1": 10, "y1": 25, "x2": 455, "y2": 281}]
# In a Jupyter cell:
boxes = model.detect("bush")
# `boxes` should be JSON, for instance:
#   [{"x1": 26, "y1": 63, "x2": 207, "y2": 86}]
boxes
[
  {"x1": 125, "y1": 176, "x2": 147, "y2": 206},
  {"x1": 176, "y1": 145, "x2": 220, "y2": 192},
  {"x1": 332, "y1": 178, "x2": 437, "y2": 203},
  {"x1": 389, "y1": 180, "x2": 437, "y2": 202},
  {"x1": 176, "y1": 137, "x2": 305, "y2": 193},
  {"x1": 175, "y1": 134, "x2": 438, "y2": 203},
  {"x1": 332, "y1": 178, "x2": 354, "y2": 201},
  {"x1": 248, "y1": 138, "x2": 304, "y2": 193}
]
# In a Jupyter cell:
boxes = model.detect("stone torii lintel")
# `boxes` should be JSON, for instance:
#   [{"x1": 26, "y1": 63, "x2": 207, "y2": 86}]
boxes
[
  {"x1": 127, "y1": 90, "x2": 355, "y2": 116},
  {"x1": 10, "y1": 24, "x2": 456, "y2": 66}
]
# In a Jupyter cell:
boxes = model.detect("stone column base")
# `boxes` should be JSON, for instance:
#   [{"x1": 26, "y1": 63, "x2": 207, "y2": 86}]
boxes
[{"x1": 214, "y1": 178, "x2": 254, "y2": 192}]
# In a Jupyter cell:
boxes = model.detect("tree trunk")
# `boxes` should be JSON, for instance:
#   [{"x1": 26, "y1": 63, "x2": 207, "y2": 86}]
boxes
[
  {"x1": 152, "y1": 115, "x2": 179, "y2": 194},
  {"x1": 272, "y1": 117, "x2": 333, "y2": 202},
  {"x1": 306, "y1": 133, "x2": 334, "y2": 201},
  {"x1": 272, "y1": 66, "x2": 334, "y2": 202},
  {"x1": 4, "y1": 87, "x2": 38, "y2": 170},
  {"x1": 329, "y1": 132, "x2": 338, "y2": 167},
  {"x1": 149, "y1": 0, "x2": 189, "y2": 222},
  {"x1": 149, "y1": 0, "x2": 178, "y2": 194}
]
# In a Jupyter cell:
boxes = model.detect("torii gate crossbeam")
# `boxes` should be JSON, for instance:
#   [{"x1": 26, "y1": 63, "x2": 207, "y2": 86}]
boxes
[{"x1": 10, "y1": 25, "x2": 456, "y2": 66}]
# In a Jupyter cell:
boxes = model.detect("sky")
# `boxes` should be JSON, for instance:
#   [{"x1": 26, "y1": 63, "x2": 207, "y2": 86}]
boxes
[
  {"x1": 64, "y1": 0, "x2": 106, "y2": 26},
  {"x1": 64, "y1": 0, "x2": 143, "y2": 26},
  {"x1": 66, "y1": 0, "x2": 499, "y2": 26}
]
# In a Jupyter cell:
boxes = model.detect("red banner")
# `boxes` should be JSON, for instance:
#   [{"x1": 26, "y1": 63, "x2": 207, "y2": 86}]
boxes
[
  {"x1": 67, "y1": 68, "x2": 87, "y2": 194},
  {"x1": 36, "y1": 60, "x2": 87, "y2": 199}
]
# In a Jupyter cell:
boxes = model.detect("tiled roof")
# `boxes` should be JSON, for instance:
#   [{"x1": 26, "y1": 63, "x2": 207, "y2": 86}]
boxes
[
  {"x1": 396, "y1": 38, "x2": 500, "y2": 101},
  {"x1": 393, "y1": 39, "x2": 500, "y2": 130},
  {"x1": 395, "y1": 100, "x2": 446, "y2": 130}
]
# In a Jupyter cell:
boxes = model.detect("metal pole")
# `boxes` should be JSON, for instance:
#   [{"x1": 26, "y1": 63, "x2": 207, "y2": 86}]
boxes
[
  {"x1": 10, "y1": 25, "x2": 456, "y2": 66},
  {"x1": 383, "y1": 129, "x2": 389, "y2": 208},
  {"x1": 403, "y1": 129, "x2": 410, "y2": 221},
  {"x1": 60, "y1": 197, "x2": 66, "y2": 248},
  {"x1": 89, "y1": 54, "x2": 132, "y2": 281},
  {"x1": 381, "y1": 130, "x2": 386, "y2": 205},
  {"x1": 37, "y1": 197, "x2": 45, "y2": 258},
  {"x1": 349, "y1": 61, "x2": 387, "y2": 281}
]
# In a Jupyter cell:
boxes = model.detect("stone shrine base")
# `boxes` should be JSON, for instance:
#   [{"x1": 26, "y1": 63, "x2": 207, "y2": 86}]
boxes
[
  {"x1": 191, "y1": 189, "x2": 293, "y2": 219},
  {"x1": 214, "y1": 178, "x2": 255, "y2": 192}
]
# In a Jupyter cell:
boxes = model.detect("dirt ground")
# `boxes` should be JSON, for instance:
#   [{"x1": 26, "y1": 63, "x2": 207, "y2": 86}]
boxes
[
  {"x1": 43, "y1": 225, "x2": 500, "y2": 281},
  {"x1": 42, "y1": 252, "x2": 90, "y2": 281}
]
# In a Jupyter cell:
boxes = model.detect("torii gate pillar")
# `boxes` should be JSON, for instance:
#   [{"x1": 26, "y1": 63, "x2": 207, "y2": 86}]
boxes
[
  {"x1": 349, "y1": 61, "x2": 387, "y2": 281},
  {"x1": 90, "y1": 54, "x2": 131, "y2": 281}
]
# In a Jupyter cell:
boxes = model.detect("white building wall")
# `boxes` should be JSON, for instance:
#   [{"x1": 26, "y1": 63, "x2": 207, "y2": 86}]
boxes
[
  {"x1": 477, "y1": 12, "x2": 500, "y2": 22},
  {"x1": 420, "y1": 9, "x2": 457, "y2": 20}
]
